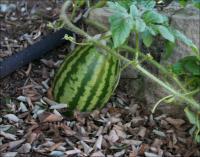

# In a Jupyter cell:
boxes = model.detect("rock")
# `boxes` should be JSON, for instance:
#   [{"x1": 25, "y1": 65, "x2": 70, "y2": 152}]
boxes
[
  {"x1": 87, "y1": 7, "x2": 111, "y2": 35},
  {"x1": 162, "y1": 3, "x2": 200, "y2": 63}
]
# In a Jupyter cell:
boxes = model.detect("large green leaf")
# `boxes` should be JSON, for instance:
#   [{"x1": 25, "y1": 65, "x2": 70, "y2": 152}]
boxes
[
  {"x1": 157, "y1": 25, "x2": 175, "y2": 42},
  {"x1": 109, "y1": 9, "x2": 134, "y2": 48},
  {"x1": 107, "y1": 1, "x2": 127, "y2": 14},
  {"x1": 143, "y1": 10, "x2": 165, "y2": 24},
  {"x1": 164, "y1": 41, "x2": 176, "y2": 60},
  {"x1": 172, "y1": 56, "x2": 200, "y2": 76},
  {"x1": 142, "y1": 29, "x2": 153, "y2": 47},
  {"x1": 193, "y1": 0, "x2": 200, "y2": 9},
  {"x1": 173, "y1": 29, "x2": 199, "y2": 54},
  {"x1": 184, "y1": 107, "x2": 197, "y2": 125},
  {"x1": 137, "y1": 0, "x2": 156, "y2": 10},
  {"x1": 135, "y1": 18, "x2": 146, "y2": 32},
  {"x1": 130, "y1": 4, "x2": 139, "y2": 17},
  {"x1": 146, "y1": 25, "x2": 157, "y2": 35},
  {"x1": 115, "y1": 0, "x2": 135, "y2": 9},
  {"x1": 179, "y1": 0, "x2": 188, "y2": 7},
  {"x1": 108, "y1": 2, "x2": 134, "y2": 48},
  {"x1": 173, "y1": 29, "x2": 192, "y2": 44}
]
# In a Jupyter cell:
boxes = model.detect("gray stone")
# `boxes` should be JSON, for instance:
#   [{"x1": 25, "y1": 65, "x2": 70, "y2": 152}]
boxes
[
  {"x1": 87, "y1": 7, "x2": 111, "y2": 35},
  {"x1": 162, "y1": 3, "x2": 200, "y2": 64}
]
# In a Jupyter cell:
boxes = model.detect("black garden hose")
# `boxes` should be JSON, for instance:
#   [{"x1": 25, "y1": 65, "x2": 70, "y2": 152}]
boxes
[{"x1": 0, "y1": 29, "x2": 72, "y2": 79}]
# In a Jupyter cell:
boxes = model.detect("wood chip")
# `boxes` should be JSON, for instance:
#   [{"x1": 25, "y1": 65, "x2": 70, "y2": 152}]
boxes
[{"x1": 0, "y1": 131, "x2": 16, "y2": 140}]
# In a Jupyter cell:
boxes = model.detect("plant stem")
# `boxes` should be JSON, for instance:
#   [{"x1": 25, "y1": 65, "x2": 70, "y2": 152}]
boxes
[
  {"x1": 135, "y1": 32, "x2": 139, "y2": 61},
  {"x1": 152, "y1": 95, "x2": 173, "y2": 113},
  {"x1": 136, "y1": 65, "x2": 199, "y2": 110},
  {"x1": 71, "y1": 2, "x2": 77, "y2": 21},
  {"x1": 60, "y1": 0, "x2": 91, "y2": 39},
  {"x1": 121, "y1": 45, "x2": 187, "y2": 93}
]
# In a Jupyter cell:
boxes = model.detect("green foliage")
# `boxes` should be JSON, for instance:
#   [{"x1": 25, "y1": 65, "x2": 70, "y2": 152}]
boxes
[
  {"x1": 108, "y1": 1, "x2": 171, "y2": 48},
  {"x1": 172, "y1": 56, "x2": 200, "y2": 76},
  {"x1": 157, "y1": 25, "x2": 175, "y2": 42},
  {"x1": 184, "y1": 107, "x2": 200, "y2": 142},
  {"x1": 108, "y1": 2, "x2": 134, "y2": 48},
  {"x1": 178, "y1": 0, "x2": 200, "y2": 9},
  {"x1": 108, "y1": 0, "x2": 198, "y2": 49}
]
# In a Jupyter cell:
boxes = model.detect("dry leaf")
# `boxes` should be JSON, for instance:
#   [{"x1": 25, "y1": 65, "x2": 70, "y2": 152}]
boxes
[
  {"x1": 0, "y1": 131, "x2": 16, "y2": 140},
  {"x1": 144, "y1": 152, "x2": 160, "y2": 157},
  {"x1": 17, "y1": 143, "x2": 31, "y2": 153},
  {"x1": 137, "y1": 127, "x2": 146, "y2": 138},
  {"x1": 122, "y1": 140, "x2": 142, "y2": 146},
  {"x1": 65, "y1": 148, "x2": 81, "y2": 155},
  {"x1": 8, "y1": 139, "x2": 25, "y2": 150},
  {"x1": 4, "y1": 114, "x2": 20, "y2": 123},
  {"x1": 165, "y1": 117, "x2": 185, "y2": 128},
  {"x1": 38, "y1": 112, "x2": 63, "y2": 123},
  {"x1": 49, "y1": 142, "x2": 63, "y2": 152},
  {"x1": 114, "y1": 149, "x2": 126, "y2": 157},
  {"x1": 108, "y1": 129, "x2": 119, "y2": 143},
  {"x1": 80, "y1": 141, "x2": 93, "y2": 155},
  {"x1": 94, "y1": 135, "x2": 103, "y2": 150},
  {"x1": 91, "y1": 151, "x2": 105, "y2": 157},
  {"x1": 1, "y1": 152, "x2": 18, "y2": 157}
]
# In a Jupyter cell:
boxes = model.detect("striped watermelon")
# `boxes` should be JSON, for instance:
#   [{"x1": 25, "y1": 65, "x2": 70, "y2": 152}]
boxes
[{"x1": 52, "y1": 45, "x2": 120, "y2": 112}]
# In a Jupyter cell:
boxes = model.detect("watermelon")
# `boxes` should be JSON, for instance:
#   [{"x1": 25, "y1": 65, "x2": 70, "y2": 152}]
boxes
[{"x1": 52, "y1": 45, "x2": 120, "y2": 112}]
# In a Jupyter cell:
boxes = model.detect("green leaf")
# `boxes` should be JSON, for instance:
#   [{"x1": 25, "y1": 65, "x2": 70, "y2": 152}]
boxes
[
  {"x1": 116, "y1": 0, "x2": 134, "y2": 9},
  {"x1": 196, "y1": 113, "x2": 200, "y2": 129},
  {"x1": 135, "y1": 18, "x2": 146, "y2": 32},
  {"x1": 157, "y1": 25, "x2": 175, "y2": 42},
  {"x1": 172, "y1": 62, "x2": 183, "y2": 75},
  {"x1": 138, "y1": 0, "x2": 156, "y2": 10},
  {"x1": 142, "y1": 29, "x2": 153, "y2": 47},
  {"x1": 195, "y1": 135, "x2": 200, "y2": 143},
  {"x1": 179, "y1": 0, "x2": 188, "y2": 7},
  {"x1": 109, "y1": 13, "x2": 133, "y2": 48},
  {"x1": 172, "y1": 56, "x2": 200, "y2": 76},
  {"x1": 143, "y1": 10, "x2": 165, "y2": 24},
  {"x1": 130, "y1": 4, "x2": 139, "y2": 17},
  {"x1": 108, "y1": 2, "x2": 134, "y2": 48},
  {"x1": 173, "y1": 29, "x2": 199, "y2": 54},
  {"x1": 184, "y1": 107, "x2": 197, "y2": 125},
  {"x1": 107, "y1": 1, "x2": 127, "y2": 14},
  {"x1": 164, "y1": 41, "x2": 175, "y2": 60},
  {"x1": 146, "y1": 25, "x2": 157, "y2": 35},
  {"x1": 191, "y1": 44, "x2": 199, "y2": 55},
  {"x1": 184, "y1": 57, "x2": 200, "y2": 76},
  {"x1": 193, "y1": 0, "x2": 200, "y2": 9},
  {"x1": 173, "y1": 29, "x2": 192, "y2": 45}
]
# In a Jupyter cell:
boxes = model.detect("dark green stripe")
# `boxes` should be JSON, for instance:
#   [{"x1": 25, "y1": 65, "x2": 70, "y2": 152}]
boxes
[
  {"x1": 94, "y1": 55, "x2": 116, "y2": 109},
  {"x1": 53, "y1": 46, "x2": 91, "y2": 100},
  {"x1": 68, "y1": 51, "x2": 100, "y2": 111},
  {"x1": 53, "y1": 46, "x2": 82, "y2": 89},
  {"x1": 55, "y1": 46, "x2": 92, "y2": 101},
  {"x1": 81, "y1": 56, "x2": 107, "y2": 111}
]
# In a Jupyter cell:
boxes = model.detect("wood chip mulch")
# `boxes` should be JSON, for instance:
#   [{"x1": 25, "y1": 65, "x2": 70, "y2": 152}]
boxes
[{"x1": 0, "y1": 1, "x2": 200, "y2": 157}]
